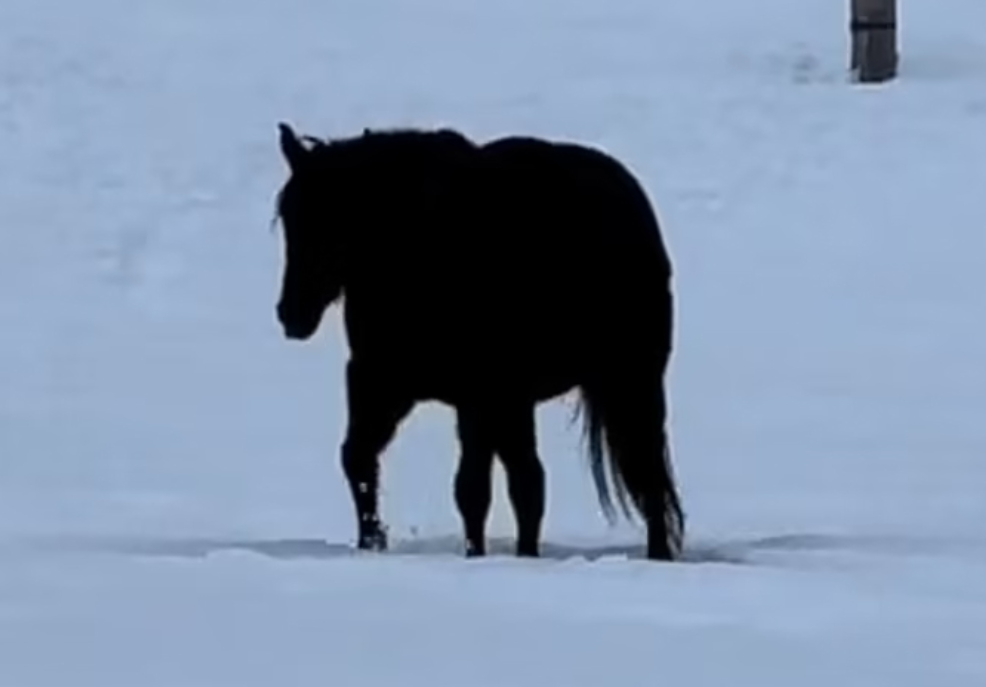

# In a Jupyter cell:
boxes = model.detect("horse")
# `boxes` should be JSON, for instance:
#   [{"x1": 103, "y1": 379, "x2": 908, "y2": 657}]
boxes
[{"x1": 272, "y1": 121, "x2": 685, "y2": 561}]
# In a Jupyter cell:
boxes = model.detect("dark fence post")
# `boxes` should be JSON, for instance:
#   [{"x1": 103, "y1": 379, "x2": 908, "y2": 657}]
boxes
[{"x1": 850, "y1": 0, "x2": 898, "y2": 83}]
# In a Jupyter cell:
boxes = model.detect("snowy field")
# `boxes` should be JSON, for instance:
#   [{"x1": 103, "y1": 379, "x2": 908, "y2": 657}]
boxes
[{"x1": 4, "y1": 0, "x2": 986, "y2": 684}]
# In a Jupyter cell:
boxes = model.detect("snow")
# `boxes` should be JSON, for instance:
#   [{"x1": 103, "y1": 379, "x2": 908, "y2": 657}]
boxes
[{"x1": 3, "y1": 0, "x2": 986, "y2": 683}]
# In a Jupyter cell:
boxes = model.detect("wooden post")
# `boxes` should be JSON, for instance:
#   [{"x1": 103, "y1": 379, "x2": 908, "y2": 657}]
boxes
[{"x1": 850, "y1": 0, "x2": 898, "y2": 83}]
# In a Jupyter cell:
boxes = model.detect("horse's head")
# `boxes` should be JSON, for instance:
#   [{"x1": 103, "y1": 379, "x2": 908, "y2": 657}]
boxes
[{"x1": 273, "y1": 122, "x2": 348, "y2": 340}]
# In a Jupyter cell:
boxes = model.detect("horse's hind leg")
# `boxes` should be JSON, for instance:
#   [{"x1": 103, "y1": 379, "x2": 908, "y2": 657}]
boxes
[
  {"x1": 342, "y1": 359, "x2": 413, "y2": 551},
  {"x1": 492, "y1": 403, "x2": 545, "y2": 557},
  {"x1": 454, "y1": 407, "x2": 496, "y2": 556},
  {"x1": 454, "y1": 402, "x2": 544, "y2": 557}
]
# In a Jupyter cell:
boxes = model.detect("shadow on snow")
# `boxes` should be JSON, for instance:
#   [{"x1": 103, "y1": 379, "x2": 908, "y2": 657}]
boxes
[{"x1": 10, "y1": 530, "x2": 986, "y2": 567}]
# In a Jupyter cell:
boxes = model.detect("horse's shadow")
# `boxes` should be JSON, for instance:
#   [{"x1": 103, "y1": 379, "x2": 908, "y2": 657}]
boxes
[
  {"x1": 14, "y1": 532, "x2": 747, "y2": 564},
  {"x1": 13, "y1": 529, "x2": 983, "y2": 567}
]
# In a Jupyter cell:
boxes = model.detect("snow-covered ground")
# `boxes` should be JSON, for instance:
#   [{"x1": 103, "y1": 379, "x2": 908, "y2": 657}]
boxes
[{"x1": 4, "y1": 0, "x2": 986, "y2": 684}]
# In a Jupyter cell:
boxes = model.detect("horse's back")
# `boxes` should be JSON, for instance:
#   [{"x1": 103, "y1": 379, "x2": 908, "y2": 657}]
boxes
[
  {"x1": 471, "y1": 136, "x2": 671, "y2": 330},
  {"x1": 457, "y1": 136, "x2": 673, "y2": 372},
  {"x1": 345, "y1": 131, "x2": 673, "y2": 401},
  {"x1": 478, "y1": 136, "x2": 671, "y2": 279}
]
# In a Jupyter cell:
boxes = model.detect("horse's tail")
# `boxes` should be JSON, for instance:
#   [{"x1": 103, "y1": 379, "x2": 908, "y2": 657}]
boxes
[{"x1": 576, "y1": 285, "x2": 684, "y2": 559}]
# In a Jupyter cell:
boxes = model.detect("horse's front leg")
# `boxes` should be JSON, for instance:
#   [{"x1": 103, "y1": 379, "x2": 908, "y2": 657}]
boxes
[{"x1": 341, "y1": 359, "x2": 413, "y2": 551}]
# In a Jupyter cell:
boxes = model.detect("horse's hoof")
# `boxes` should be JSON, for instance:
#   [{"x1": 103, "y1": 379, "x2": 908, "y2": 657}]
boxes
[
  {"x1": 358, "y1": 530, "x2": 388, "y2": 552},
  {"x1": 516, "y1": 542, "x2": 539, "y2": 558},
  {"x1": 646, "y1": 544, "x2": 676, "y2": 561}
]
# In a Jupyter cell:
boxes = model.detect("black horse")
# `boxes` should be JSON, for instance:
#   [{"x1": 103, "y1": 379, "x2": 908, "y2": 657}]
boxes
[{"x1": 273, "y1": 121, "x2": 684, "y2": 561}]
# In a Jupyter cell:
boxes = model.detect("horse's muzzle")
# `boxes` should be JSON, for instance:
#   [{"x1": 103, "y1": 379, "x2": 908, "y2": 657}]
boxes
[{"x1": 277, "y1": 303, "x2": 319, "y2": 340}]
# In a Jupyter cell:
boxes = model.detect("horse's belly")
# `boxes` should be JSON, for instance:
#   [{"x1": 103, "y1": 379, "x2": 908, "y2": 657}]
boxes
[
  {"x1": 402, "y1": 325, "x2": 581, "y2": 403},
  {"x1": 344, "y1": 275, "x2": 591, "y2": 403}
]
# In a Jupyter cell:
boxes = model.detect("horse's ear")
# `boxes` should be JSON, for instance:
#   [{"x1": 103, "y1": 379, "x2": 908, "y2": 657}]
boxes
[{"x1": 278, "y1": 121, "x2": 309, "y2": 171}]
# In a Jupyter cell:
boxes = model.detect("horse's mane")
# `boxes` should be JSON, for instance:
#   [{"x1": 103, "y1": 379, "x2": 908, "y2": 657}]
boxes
[
  {"x1": 270, "y1": 126, "x2": 477, "y2": 231},
  {"x1": 304, "y1": 126, "x2": 475, "y2": 155}
]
